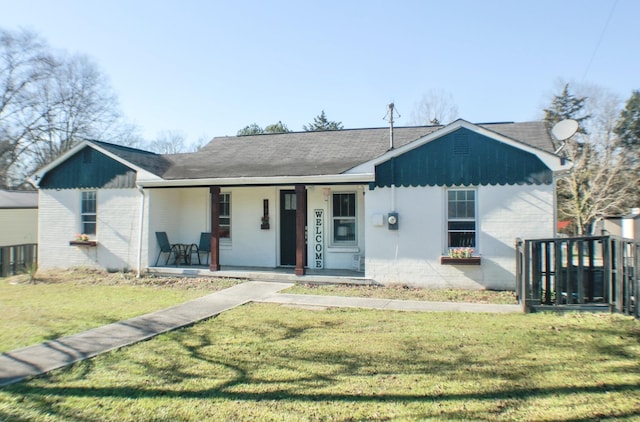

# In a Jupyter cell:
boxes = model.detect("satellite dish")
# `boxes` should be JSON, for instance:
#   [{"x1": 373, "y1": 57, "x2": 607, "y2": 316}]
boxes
[{"x1": 551, "y1": 119, "x2": 579, "y2": 141}]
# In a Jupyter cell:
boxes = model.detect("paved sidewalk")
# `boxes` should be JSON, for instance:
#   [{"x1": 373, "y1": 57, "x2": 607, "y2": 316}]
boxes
[
  {"x1": 0, "y1": 281, "x2": 521, "y2": 387},
  {"x1": 260, "y1": 293, "x2": 522, "y2": 314}
]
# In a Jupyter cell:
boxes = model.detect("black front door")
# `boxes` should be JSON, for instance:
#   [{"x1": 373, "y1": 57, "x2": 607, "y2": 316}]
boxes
[{"x1": 280, "y1": 190, "x2": 297, "y2": 266}]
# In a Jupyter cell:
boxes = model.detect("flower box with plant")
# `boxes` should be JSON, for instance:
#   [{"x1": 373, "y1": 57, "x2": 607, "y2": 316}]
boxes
[
  {"x1": 448, "y1": 247, "x2": 474, "y2": 258},
  {"x1": 441, "y1": 247, "x2": 480, "y2": 265},
  {"x1": 69, "y1": 233, "x2": 97, "y2": 246}
]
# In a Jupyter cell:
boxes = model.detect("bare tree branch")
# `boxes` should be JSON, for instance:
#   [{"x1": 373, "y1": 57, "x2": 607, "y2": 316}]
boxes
[
  {"x1": 147, "y1": 130, "x2": 186, "y2": 154},
  {"x1": 551, "y1": 83, "x2": 636, "y2": 235},
  {"x1": 0, "y1": 28, "x2": 128, "y2": 186},
  {"x1": 409, "y1": 89, "x2": 459, "y2": 126}
]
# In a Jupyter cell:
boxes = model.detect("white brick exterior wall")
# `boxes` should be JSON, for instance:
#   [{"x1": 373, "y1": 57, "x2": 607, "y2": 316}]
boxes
[
  {"x1": 39, "y1": 189, "x2": 142, "y2": 271},
  {"x1": 365, "y1": 184, "x2": 554, "y2": 290},
  {"x1": 39, "y1": 181, "x2": 549, "y2": 287}
]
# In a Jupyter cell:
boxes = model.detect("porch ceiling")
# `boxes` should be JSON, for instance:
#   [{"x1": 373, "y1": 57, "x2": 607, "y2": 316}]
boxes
[{"x1": 137, "y1": 173, "x2": 374, "y2": 188}]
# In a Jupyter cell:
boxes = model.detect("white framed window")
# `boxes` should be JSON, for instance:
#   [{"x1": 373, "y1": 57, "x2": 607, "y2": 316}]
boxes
[
  {"x1": 332, "y1": 192, "x2": 356, "y2": 245},
  {"x1": 446, "y1": 189, "x2": 476, "y2": 250},
  {"x1": 219, "y1": 192, "x2": 231, "y2": 239},
  {"x1": 81, "y1": 190, "x2": 97, "y2": 236}
]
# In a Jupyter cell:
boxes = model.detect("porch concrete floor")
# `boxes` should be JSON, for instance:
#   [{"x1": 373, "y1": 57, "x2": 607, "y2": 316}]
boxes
[{"x1": 146, "y1": 265, "x2": 372, "y2": 285}]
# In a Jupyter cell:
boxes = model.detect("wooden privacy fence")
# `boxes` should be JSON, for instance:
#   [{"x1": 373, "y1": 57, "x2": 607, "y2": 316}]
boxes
[
  {"x1": 516, "y1": 235, "x2": 638, "y2": 318},
  {"x1": 0, "y1": 244, "x2": 38, "y2": 277}
]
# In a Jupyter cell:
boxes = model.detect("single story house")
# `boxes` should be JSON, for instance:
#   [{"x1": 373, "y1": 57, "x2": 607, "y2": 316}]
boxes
[
  {"x1": 30, "y1": 119, "x2": 570, "y2": 289},
  {"x1": 0, "y1": 189, "x2": 38, "y2": 247}
]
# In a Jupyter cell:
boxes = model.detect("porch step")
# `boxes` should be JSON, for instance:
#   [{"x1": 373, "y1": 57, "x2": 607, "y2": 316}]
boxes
[{"x1": 146, "y1": 265, "x2": 375, "y2": 286}]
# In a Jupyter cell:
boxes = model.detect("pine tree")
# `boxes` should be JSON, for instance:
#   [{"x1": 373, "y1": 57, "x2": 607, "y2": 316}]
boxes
[
  {"x1": 237, "y1": 121, "x2": 290, "y2": 136},
  {"x1": 614, "y1": 90, "x2": 640, "y2": 149},
  {"x1": 237, "y1": 123, "x2": 264, "y2": 136},
  {"x1": 543, "y1": 84, "x2": 590, "y2": 138},
  {"x1": 264, "y1": 121, "x2": 290, "y2": 134},
  {"x1": 303, "y1": 110, "x2": 343, "y2": 131}
]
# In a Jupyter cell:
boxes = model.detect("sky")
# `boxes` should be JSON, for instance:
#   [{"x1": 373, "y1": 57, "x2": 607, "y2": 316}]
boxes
[{"x1": 1, "y1": 0, "x2": 638, "y2": 147}]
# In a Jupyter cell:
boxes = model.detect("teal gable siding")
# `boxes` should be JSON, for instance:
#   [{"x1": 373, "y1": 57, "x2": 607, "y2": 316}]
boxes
[
  {"x1": 40, "y1": 147, "x2": 137, "y2": 189},
  {"x1": 374, "y1": 128, "x2": 553, "y2": 188}
]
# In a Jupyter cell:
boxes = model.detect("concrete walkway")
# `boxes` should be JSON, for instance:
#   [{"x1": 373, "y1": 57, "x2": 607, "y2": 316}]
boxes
[
  {"x1": 0, "y1": 281, "x2": 291, "y2": 387},
  {"x1": 261, "y1": 292, "x2": 521, "y2": 314},
  {"x1": 0, "y1": 281, "x2": 521, "y2": 387}
]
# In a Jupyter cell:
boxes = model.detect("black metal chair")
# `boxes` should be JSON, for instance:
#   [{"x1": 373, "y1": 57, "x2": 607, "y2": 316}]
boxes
[
  {"x1": 155, "y1": 232, "x2": 179, "y2": 266},
  {"x1": 190, "y1": 232, "x2": 211, "y2": 265}
]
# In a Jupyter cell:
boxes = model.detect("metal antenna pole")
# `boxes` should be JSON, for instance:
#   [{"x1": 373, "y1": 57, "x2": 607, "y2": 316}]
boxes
[
  {"x1": 387, "y1": 102, "x2": 396, "y2": 212},
  {"x1": 388, "y1": 102, "x2": 395, "y2": 150}
]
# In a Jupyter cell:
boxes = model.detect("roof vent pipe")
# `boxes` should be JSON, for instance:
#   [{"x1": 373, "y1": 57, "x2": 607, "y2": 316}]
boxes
[{"x1": 384, "y1": 102, "x2": 400, "y2": 151}]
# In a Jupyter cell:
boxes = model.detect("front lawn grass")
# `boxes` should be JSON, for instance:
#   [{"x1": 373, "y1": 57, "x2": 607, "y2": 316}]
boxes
[
  {"x1": 0, "y1": 269, "x2": 240, "y2": 352},
  {"x1": 286, "y1": 283, "x2": 518, "y2": 304},
  {"x1": 1, "y1": 304, "x2": 639, "y2": 421}
]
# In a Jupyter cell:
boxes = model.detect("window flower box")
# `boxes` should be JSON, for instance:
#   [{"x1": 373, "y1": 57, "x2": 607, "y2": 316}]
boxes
[
  {"x1": 69, "y1": 240, "x2": 97, "y2": 247},
  {"x1": 442, "y1": 247, "x2": 479, "y2": 264},
  {"x1": 70, "y1": 234, "x2": 97, "y2": 246},
  {"x1": 441, "y1": 256, "x2": 481, "y2": 265}
]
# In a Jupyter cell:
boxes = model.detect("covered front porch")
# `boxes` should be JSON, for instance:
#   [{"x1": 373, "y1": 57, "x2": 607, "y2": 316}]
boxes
[{"x1": 145, "y1": 183, "x2": 367, "y2": 276}]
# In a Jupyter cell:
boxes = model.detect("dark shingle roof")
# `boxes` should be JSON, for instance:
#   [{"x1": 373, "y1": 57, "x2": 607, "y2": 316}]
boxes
[
  {"x1": 91, "y1": 141, "x2": 172, "y2": 177},
  {"x1": 160, "y1": 121, "x2": 554, "y2": 180},
  {"x1": 480, "y1": 121, "x2": 554, "y2": 152},
  {"x1": 83, "y1": 121, "x2": 554, "y2": 182},
  {"x1": 162, "y1": 126, "x2": 438, "y2": 180}
]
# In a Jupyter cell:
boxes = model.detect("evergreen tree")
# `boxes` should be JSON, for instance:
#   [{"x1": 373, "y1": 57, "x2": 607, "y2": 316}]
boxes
[
  {"x1": 303, "y1": 110, "x2": 343, "y2": 131},
  {"x1": 264, "y1": 121, "x2": 290, "y2": 133},
  {"x1": 237, "y1": 121, "x2": 290, "y2": 136},
  {"x1": 237, "y1": 123, "x2": 264, "y2": 136},
  {"x1": 543, "y1": 84, "x2": 590, "y2": 139},
  {"x1": 614, "y1": 90, "x2": 640, "y2": 149}
]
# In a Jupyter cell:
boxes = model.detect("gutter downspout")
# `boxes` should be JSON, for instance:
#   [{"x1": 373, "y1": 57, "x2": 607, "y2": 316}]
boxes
[{"x1": 136, "y1": 186, "x2": 146, "y2": 278}]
